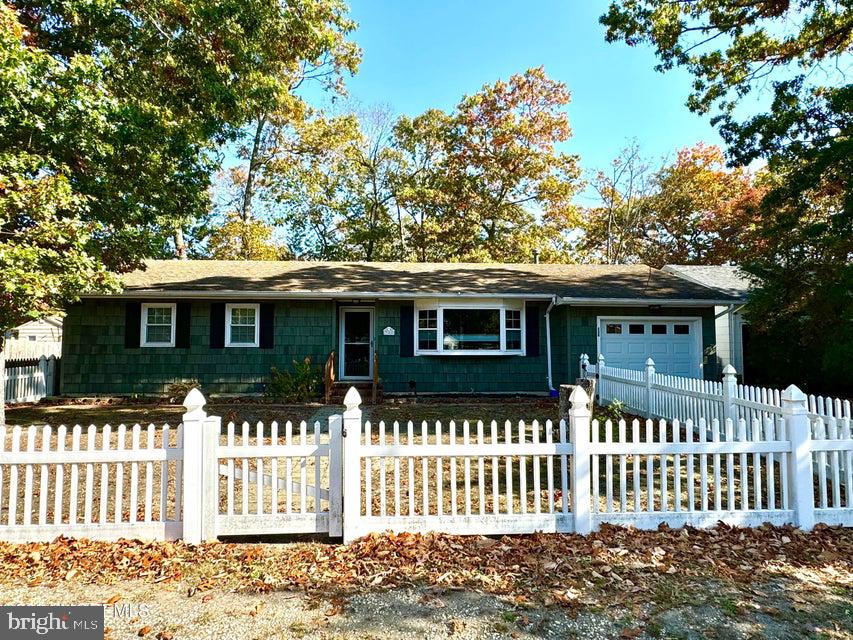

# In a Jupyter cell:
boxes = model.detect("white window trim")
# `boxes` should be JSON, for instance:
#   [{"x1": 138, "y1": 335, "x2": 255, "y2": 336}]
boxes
[
  {"x1": 225, "y1": 303, "x2": 260, "y2": 348},
  {"x1": 414, "y1": 299, "x2": 526, "y2": 356},
  {"x1": 338, "y1": 306, "x2": 375, "y2": 381},
  {"x1": 140, "y1": 303, "x2": 176, "y2": 348}
]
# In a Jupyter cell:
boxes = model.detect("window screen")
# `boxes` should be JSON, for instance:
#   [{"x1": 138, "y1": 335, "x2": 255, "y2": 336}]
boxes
[
  {"x1": 144, "y1": 306, "x2": 173, "y2": 345},
  {"x1": 228, "y1": 306, "x2": 258, "y2": 345}
]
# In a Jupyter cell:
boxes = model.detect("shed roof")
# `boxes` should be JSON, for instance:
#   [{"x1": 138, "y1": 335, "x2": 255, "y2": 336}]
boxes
[{"x1": 106, "y1": 260, "x2": 741, "y2": 304}]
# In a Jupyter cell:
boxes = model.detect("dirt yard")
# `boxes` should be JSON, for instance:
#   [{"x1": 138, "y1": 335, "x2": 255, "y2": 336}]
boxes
[
  {"x1": 5, "y1": 396, "x2": 564, "y2": 429},
  {"x1": 0, "y1": 525, "x2": 851, "y2": 639}
]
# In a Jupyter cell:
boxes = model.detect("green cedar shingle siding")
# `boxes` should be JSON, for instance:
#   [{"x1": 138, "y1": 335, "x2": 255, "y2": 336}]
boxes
[
  {"x1": 373, "y1": 302, "x2": 556, "y2": 394},
  {"x1": 61, "y1": 300, "x2": 335, "y2": 396},
  {"x1": 60, "y1": 299, "x2": 719, "y2": 396}
]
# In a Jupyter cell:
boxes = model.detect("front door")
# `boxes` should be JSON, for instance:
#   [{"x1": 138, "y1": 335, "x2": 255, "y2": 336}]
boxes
[{"x1": 339, "y1": 307, "x2": 374, "y2": 380}]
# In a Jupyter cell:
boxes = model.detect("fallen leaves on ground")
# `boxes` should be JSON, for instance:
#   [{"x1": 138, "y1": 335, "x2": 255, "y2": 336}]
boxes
[{"x1": 0, "y1": 524, "x2": 850, "y2": 610}]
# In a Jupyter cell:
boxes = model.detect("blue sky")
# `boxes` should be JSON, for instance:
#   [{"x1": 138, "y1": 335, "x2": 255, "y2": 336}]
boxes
[{"x1": 303, "y1": 0, "x2": 730, "y2": 202}]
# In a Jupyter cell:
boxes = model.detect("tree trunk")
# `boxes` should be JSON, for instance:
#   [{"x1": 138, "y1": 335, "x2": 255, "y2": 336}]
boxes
[
  {"x1": 0, "y1": 333, "x2": 6, "y2": 429},
  {"x1": 174, "y1": 227, "x2": 188, "y2": 259},
  {"x1": 396, "y1": 203, "x2": 406, "y2": 260},
  {"x1": 239, "y1": 115, "x2": 267, "y2": 260}
]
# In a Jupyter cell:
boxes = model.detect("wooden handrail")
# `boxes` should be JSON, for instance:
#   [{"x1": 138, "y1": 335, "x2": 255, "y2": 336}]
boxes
[
  {"x1": 372, "y1": 351, "x2": 379, "y2": 404},
  {"x1": 324, "y1": 350, "x2": 335, "y2": 404}
]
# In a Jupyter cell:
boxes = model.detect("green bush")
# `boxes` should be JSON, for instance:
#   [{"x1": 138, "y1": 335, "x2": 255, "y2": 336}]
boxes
[
  {"x1": 597, "y1": 399, "x2": 625, "y2": 424},
  {"x1": 265, "y1": 357, "x2": 321, "y2": 403},
  {"x1": 165, "y1": 379, "x2": 200, "y2": 404}
]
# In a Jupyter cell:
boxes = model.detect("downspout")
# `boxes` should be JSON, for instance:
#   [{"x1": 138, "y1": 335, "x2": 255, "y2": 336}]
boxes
[
  {"x1": 545, "y1": 295, "x2": 556, "y2": 395},
  {"x1": 727, "y1": 304, "x2": 735, "y2": 374}
]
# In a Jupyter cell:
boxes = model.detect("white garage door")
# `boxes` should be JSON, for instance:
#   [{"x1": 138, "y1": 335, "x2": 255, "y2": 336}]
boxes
[{"x1": 599, "y1": 318, "x2": 700, "y2": 377}]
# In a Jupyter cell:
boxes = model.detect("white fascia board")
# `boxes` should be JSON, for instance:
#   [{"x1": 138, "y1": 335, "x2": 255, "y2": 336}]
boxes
[
  {"x1": 84, "y1": 290, "x2": 556, "y2": 300},
  {"x1": 555, "y1": 296, "x2": 740, "y2": 307},
  {"x1": 81, "y1": 290, "x2": 737, "y2": 305}
]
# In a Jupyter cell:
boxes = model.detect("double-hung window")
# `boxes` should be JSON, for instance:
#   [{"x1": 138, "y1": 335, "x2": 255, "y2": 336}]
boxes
[
  {"x1": 505, "y1": 309, "x2": 522, "y2": 350},
  {"x1": 415, "y1": 302, "x2": 525, "y2": 355},
  {"x1": 226, "y1": 303, "x2": 259, "y2": 347},
  {"x1": 418, "y1": 309, "x2": 438, "y2": 350},
  {"x1": 141, "y1": 303, "x2": 176, "y2": 347}
]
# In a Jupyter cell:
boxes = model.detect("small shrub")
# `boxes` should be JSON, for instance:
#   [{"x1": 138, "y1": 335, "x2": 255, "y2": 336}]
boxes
[
  {"x1": 265, "y1": 357, "x2": 321, "y2": 403},
  {"x1": 166, "y1": 379, "x2": 200, "y2": 404},
  {"x1": 598, "y1": 398, "x2": 625, "y2": 423}
]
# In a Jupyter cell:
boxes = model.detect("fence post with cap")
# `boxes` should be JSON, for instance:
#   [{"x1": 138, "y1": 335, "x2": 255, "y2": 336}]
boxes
[
  {"x1": 569, "y1": 385, "x2": 593, "y2": 535},
  {"x1": 342, "y1": 387, "x2": 363, "y2": 543}
]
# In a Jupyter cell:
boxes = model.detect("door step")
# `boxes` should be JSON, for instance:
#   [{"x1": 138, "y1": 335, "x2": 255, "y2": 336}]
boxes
[{"x1": 327, "y1": 381, "x2": 383, "y2": 405}]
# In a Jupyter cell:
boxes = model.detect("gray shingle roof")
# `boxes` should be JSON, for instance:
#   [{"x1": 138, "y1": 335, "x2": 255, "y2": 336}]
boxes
[
  {"x1": 109, "y1": 260, "x2": 741, "y2": 302},
  {"x1": 662, "y1": 265, "x2": 751, "y2": 300}
]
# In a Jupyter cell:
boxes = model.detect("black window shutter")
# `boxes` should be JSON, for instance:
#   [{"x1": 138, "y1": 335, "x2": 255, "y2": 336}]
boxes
[
  {"x1": 259, "y1": 303, "x2": 275, "y2": 349},
  {"x1": 525, "y1": 303, "x2": 540, "y2": 357},
  {"x1": 124, "y1": 302, "x2": 141, "y2": 349},
  {"x1": 175, "y1": 302, "x2": 192, "y2": 348},
  {"x1": 210, "y1": 302, "x2": 225, "y2": 349},
  {"x1": 400, "y1": 303, "x2": 414, "y2": 357}
]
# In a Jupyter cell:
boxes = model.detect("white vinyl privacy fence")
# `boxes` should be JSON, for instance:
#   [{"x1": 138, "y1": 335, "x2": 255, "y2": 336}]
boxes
[
  {"x1": 0, "y1": 385, "x2": 850, "y2": 544},
  {"x1": 4, "y1": 355, "x2": 59, "y2": 405}
]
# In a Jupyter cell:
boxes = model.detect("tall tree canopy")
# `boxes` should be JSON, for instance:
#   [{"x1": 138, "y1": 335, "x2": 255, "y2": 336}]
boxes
[
  {"x1": 600, "y1": 0, "x2": 852, "y2": 393},
  {"x1": 251, "y1": 67, "x2": 582, "y2": 262},
  {"x1": 0, "y1": 0, "x2": 359, "y2": 424},
  {"x1": 581, "y1": 142, "x2": 763, "y2": 267},
  {"x1": 1, "y1": 0, "x2": 357, "y2": 314}
]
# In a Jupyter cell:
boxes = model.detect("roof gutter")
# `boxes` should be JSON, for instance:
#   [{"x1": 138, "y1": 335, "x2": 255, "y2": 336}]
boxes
[
  {"x1": 85, "y1": 290, "x2": 556, "y2": 300},
  {"x1": 554, "y1": 296, "x2": 743, "y2": 307},
  {"x1": 84, "y1": 290, "x2": 740, "y2": 306}
]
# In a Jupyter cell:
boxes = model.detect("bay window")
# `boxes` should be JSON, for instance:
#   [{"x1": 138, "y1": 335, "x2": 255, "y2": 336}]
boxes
[{"x1": 416, "y1": 302, "x2": 525, "y2": 355}]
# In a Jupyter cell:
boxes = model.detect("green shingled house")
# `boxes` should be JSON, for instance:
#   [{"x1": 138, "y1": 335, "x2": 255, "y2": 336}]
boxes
[{"x1": 60, "y1": 261, "x2": 744, "y2": 397}]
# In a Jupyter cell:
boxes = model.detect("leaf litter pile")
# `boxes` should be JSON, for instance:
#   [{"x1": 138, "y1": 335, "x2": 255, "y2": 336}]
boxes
[{"x1": 1, "y1": 524, "x2": 851, "y2": 614}]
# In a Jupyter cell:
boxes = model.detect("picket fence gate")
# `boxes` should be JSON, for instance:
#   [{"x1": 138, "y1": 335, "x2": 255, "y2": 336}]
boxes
[{"x1": 0, "y1": 385, "x2": 850, "y2": 544}]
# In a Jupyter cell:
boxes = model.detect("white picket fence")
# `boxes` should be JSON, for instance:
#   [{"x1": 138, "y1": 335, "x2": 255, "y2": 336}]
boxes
[
  {"x1": 342, "y1": 415, "x2": 575, "y2": 540},
  {"x1": 0, "y1": 421, "x2": 184, "y2": 542},
  {"x1": 4, "y1": 355, "x2": 59, "y2": 405},
  {"x1": 583, "y1": 353, "x2": 851, "y2": 427},
  {"x1": 0, "y1": 385, "x2": 850, "y2": 544}
]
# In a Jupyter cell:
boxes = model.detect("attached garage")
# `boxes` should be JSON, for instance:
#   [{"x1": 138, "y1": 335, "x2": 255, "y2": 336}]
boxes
[{"x1": 598, "y1": 317, "x2": 703, "y2": 378}]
